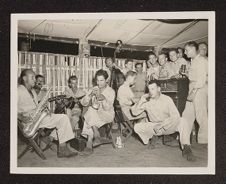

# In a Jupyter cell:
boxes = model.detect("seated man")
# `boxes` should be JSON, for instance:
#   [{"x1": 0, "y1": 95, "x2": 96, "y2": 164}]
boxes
[
  {"x1": 117, "y1": 70, "x2": 146, "y2": 120},
  {"x1": 34, "y1": 74, "x2": 47, "y2": 102},
  {"x1": 81, "y1": 69, "x2": 115, "y2": 155},
  {"x1": 64, "y1": 75, "x2": 86, "y2": 132},
  {"x1": 131, "y1": 80, "x2": 195, "y2": 162},
  {"x1": 18, "y1": 69, "x2": 77, "y2": 158}
]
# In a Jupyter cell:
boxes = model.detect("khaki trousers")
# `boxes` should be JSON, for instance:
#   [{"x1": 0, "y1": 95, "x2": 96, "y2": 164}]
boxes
[
  {"x1": 134, "y1": 117, "x2": 191, "y2": 148},
  {"x1": 82, "y1": 107, "x2": 112, "y2": 139},
  {"x1": 182, "y1": 85, "x2": 208, "y2": 144},
  {"x1": 39, "y1": 114, "x2": 74, "y2": 144}
]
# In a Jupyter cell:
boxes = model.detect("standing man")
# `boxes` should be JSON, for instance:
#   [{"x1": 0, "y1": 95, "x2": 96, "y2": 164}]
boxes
[
  {"x1": 198, "y1": 42, "x2": 208, "y2": 85},
  {"x1": 104, "y1": 57, "x2": 123, "y2": 92},
  {"x1": 169, "y1": 48, "x2": 190, "y2": 78},
  {"x1": 146, "y1": 52, "x2": 160, "y2": 80},
  {"x1": 131, "y1": 80, "x2": 195, "y2": 161},
  {"x1": 18, "y1": 69, "x2": 77, "y2": 158},
  {"x1": 182, "y1": 41, "x2": 208, "y2": 145},
  {"x1": 177, "y1": 47, "x2": 185, "y2": 59},
  {"x1": 198, "y1": 42, "x2": 208, "y2": 59},
  {"x1": 158, "y1": 52, "x2": 173, "y2": 80},
  {"x1": 133, "y1": 62, "x2": 147, "y2": 99},
  {"x1": 64, "y1": 75, "x2": 86, "y2": 132},
  {"x1": 122, "y1": 59, "x2": 134, "y2": 76}
]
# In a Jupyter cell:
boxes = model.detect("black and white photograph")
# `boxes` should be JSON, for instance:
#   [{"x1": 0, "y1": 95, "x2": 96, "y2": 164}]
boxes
[{"x1": 10, "y1": 12, "x2": 215, "y2": 174}]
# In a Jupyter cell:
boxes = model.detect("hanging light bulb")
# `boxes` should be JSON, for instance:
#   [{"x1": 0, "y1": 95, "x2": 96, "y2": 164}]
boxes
[{"x1": 115, "y1": 39, "x2": 123, "y2": 53}]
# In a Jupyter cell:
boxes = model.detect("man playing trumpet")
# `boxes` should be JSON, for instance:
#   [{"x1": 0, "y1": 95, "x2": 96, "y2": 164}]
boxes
[{"x1": 81, "y1": 69, "x2": 115, "y2": 155}]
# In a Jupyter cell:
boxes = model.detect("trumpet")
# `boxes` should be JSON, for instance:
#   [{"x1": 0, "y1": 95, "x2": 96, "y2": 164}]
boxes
[{"x1": 89, "y1": 86, "x2": 105, "y2": 110}]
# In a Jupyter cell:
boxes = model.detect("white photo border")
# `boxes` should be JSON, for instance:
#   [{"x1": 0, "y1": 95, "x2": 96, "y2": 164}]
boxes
[{"x1": 10, "y1": 12, "x2": 215, "y2": 174}]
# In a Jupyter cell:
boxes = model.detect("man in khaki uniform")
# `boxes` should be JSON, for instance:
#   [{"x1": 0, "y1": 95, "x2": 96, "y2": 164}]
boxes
[
  {"x1": 158, "y1": 52, "x2": 174, "y2": 80},
  {"x1": 169, "y1": 48, "x2": 190, "y2": 78},
  {"x1": 117, "y1": 71, "x2": 146, "y2": 120},
  {"x1": 133, "y1": 62, "x2": 147, "y2": 99},
  {"x1": 198, "y1": 42, "x2": 208, "y2": 59},
  {"x1": 18, "y1": 69, "x2": 77, "y2": 158},
  {"x1": 64, "y1": 75, "x2": 86, "y2": 131},
  {"x1": 81, "y1": 69, "x2": 115, "y2": 155},
  {"x1": 182, "y1": 41, "x2": 208, "y2": 144},
  {"x1": 131, "y1": 80, "x2": 195, "y2": 161}
]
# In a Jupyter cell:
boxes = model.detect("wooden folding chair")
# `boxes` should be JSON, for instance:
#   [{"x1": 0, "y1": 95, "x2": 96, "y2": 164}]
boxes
[
  {"x1": 114, "y1": 104, "x2": 145, "y2": 142},
  {"x1": 18, "y1": 120, "x2": 55, "y2": 160}
]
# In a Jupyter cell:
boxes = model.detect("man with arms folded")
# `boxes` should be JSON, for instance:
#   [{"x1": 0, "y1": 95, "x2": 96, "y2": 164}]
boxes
[
  {"x1": 133, "y1": 62, "x2": 147, "y2": 99},
  {"x1": 131, "y1": 80, "x2": 195, "y2": 161}
]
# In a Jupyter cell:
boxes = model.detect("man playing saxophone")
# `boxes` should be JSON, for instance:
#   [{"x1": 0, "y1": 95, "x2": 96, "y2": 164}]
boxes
[
  {"x1": 17, "y1": 69, "x2": 77, "y2": 158},
  {"x1": 81, "y1": 69, "x2": 115, "y2": 155}
]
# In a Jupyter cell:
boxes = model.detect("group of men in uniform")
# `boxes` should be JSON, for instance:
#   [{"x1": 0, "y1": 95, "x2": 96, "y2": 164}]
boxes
[{"x1": 17, "y1": 41, "x2": 208, "y2": 162}]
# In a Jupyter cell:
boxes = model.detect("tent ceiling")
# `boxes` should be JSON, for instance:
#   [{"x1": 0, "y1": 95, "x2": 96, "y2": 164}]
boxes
[{"x1": 18, "y1": 19, "x2": 208, "y2": 48}]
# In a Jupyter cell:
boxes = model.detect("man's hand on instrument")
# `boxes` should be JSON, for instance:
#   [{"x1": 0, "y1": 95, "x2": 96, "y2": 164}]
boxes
[
  {"x1": 97, "y1": 94, "x2": 105, "y2": 101},
  {"x1": 73, "y1": 97, "x2": 79, "y2": 103},
  {"x1": 42, "y1": 102, "x2": 49, "y2": 110},
  {"x1": 140, "y1": 94, "x2": 150, "y2": 103},
  {"x1": 91, "y1": 86, "x2": 99, "y2": 96}
]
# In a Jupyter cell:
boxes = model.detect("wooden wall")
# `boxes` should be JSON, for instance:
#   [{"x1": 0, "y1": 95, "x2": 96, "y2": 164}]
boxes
[{"x1": 18, "y1": 51, "x2": 146, "y2": 97}]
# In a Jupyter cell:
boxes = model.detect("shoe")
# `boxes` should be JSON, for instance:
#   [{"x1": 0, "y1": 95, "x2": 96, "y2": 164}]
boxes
[
  {"x1": 81, "y1": 147, "x2": 93, "y2": 156},
  {"x1": 93, "y1": 137, "x2": 112, "y2": 148},
  {"x1": 148, "y1": 135, "x2": 158, "y2": 149},
  {"x1": 93, "y1": 137, "x2": 102, "y2": 148},
  {"x1": 164, "y1": 138, "x2": 180, "y2": 147},
  {"x1": 182, "y1": 145, "x2": 196, "y2": 162},
  {"x1": 57, "y1": 146, "x2": 78, "y2": 158},
  {"x1": 112, "y1": 123, "x2": 119, "y2": 130}
]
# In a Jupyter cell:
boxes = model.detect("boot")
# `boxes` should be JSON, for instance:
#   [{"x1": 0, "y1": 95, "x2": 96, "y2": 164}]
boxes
[
  {"x1": 182, "y1": 144, "x2": 196, "y2": 162},
  {"x1": 57, "y1": 145, "x2": 78, "y2": 158}
]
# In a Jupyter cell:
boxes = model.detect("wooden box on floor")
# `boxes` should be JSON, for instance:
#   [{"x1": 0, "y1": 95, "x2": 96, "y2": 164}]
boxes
[{"x1": 70, "y1": 137, "x2": 86, "y2": 152}]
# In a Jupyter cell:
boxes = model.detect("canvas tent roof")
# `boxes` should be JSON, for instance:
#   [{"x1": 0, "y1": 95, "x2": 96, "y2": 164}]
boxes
[{"x1": 18, "y1": 19, "x2": 208, "y2": 49}]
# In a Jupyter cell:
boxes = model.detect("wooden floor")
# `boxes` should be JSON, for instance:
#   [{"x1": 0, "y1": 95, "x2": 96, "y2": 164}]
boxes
[{"x1": 17, "y1": 135, "x2": 207, "y2": 168}]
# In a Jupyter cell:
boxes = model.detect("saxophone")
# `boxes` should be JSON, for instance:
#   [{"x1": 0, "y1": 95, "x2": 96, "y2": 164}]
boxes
[{"x1": 19, "y1": 87, "x2": 52, "y2": 138}]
